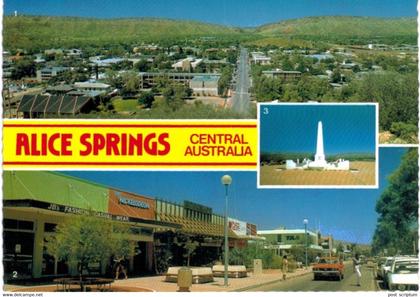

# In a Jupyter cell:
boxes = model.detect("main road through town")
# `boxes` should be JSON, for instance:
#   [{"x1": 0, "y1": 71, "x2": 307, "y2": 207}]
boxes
[
  {"x1": 247, "y1": 263, "x2": 378, "y2": 292},
  {"x1": 231, "y1": 47, "x2": 251, "y2": 114}
]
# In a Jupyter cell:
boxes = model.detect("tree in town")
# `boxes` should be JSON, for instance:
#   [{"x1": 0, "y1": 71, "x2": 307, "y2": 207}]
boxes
[
  {"x1": 45, "y1": 214, "x2": 135, "y2": 282},
  {"x1": 162, "y1": 83, "x2": 191, "y2": 111},
  {"x1": 389, "y1": 122, "x2": 418, "y2": 143},
  {"x1": 138, "y1": 91, "x2": 155, "y2": 108},
  {"x1": 218, "y1": 65, "x2": 233, "y2": 97},
  {"x1": 330, "y1": 68, "x2": 342, "y2": 83},
  {"x1": 11, "y1": 58, "x2": 36, "y2": 80},
  {"x1": 372, "y1": 148, "x2": 418, "y2": 255},
  {"x1": 121, "y1": 71, "x2": 140, "y2": 97},
  {"x1": 349, "y1": 71, "x2": 418, "y2": 134},
  {"x1": 105, "y1": 69, "x2": 123, "y2": 89},
  {"x1": 134, "y1": 59, "x2": 149, "y2": 72},
  {"x1": 173, "y1": 233, "x2": 199, "y2": 267}
]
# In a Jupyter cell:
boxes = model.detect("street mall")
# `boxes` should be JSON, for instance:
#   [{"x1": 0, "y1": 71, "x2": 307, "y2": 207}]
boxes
[{"x1": 3, "y1": 171, "x2": 259, "y2": 281}]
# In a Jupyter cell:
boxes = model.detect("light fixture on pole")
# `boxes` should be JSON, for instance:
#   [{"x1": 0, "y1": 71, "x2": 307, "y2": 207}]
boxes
[
  {"x1": 303, "y1": 218, "x2": 308, "y2": 269},
  {"x1": 221, "y1": 175, "x2": 232, "y2": 287}
]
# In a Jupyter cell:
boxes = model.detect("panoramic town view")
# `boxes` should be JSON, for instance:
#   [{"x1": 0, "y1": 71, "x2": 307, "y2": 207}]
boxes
[
  {"x1": 3, "y1": 147, "x2": 418, "y2": 292},
  {"x1": 2, "y1": 0, "x2": 418, "y2": 294},
  {"x1": 2, "y1": 1, "x2": 418, "y2": 144}
]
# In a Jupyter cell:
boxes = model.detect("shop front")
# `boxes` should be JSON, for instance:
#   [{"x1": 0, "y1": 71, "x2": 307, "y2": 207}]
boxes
[{"x1": 3, "y1": 171, "x2": 179, "y2": 281}]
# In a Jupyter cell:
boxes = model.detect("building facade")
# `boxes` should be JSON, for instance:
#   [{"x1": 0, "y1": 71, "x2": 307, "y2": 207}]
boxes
[
  {"x1": 262, "y1": 70, "x2": 302, "y2": 81},
  {"x1": 189, "y1": 75, "x2": 220, "y2": 96},
  {"x1": 139, "y1": 72, "x2": 221, "y2": 92},
  {"x1": 258, "y1": 228, "x2": 323, "y2": 255},
  {"x1": 3, "y1": 171, "x2": 177, "y2": 280},
  {"x1": 3, "y1": 171, "x2": 257, "y2": 280},
  {"x1": 36, "y1": 67, "x2": 68, "y2": 82}
]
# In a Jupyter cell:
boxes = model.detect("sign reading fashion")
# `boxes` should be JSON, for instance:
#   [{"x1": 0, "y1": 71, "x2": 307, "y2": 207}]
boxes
[{"x1": 4, "y1": 120, "x2": 257, "y2": 169}]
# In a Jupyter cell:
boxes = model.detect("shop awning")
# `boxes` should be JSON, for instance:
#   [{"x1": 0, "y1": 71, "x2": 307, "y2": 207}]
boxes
[
  {"x1": 157, "y1": 213, "x2": 240, "y2": 238},
  {"x1": 3, "y1": 199, "x2": 181, "y2": 230}
]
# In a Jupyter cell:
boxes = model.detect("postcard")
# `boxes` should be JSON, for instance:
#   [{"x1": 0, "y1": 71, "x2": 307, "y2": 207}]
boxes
[{"x1": 1, "y1": 0, "x2": 418, "y2": 295}]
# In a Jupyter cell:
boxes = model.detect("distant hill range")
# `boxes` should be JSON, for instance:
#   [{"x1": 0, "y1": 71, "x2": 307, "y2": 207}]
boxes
[
  {"x1": 3, "y1": 15, "x2": 417, "y2": 50},
  {"x1": 3, "y1": 16, "x2": 243, "y2": 50},
  {"x1": 255, "y1": 16, "x2": 417, "y2": 44}
]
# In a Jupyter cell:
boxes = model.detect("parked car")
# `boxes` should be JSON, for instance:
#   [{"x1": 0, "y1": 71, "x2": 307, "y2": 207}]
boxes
[
  {"x1": 313, "y1": 257, "x2": 344, "y2": 281},
  {"x1": 386, "y1": 258, "x2": 418, "y2": 291},
  {"x1": 377, "y1": 257, "x2": 394, "y2": 280}
]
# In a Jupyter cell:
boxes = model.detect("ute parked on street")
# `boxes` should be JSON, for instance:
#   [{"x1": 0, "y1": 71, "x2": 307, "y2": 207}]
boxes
[{"x1": 313, "y1": 257, "x2": 344, "y2": 281}]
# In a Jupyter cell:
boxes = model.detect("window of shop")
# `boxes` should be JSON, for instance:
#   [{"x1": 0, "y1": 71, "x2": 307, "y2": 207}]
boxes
[
  {"x1": 286, "y1": 235, "x2": 300, "y2": 241},
  {"x1": 3, "y1": 219, "x2": 35, "y2": 280}
]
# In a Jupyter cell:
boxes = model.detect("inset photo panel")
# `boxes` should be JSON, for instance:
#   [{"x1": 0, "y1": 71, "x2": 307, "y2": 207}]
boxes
[{"x1": 258, "y1": 103, "x2": 378, "y2": 188}]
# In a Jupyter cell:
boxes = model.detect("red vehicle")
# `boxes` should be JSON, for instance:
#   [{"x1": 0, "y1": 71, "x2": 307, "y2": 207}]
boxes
[{"x1": 313, "y1": 257, "x2": 344, "y2": 281}]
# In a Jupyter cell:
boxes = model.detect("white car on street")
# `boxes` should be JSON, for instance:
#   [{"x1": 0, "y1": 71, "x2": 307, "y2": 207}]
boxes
[
  {"x1": 386, "y1": 258, "x2": 418, "y2": 291},
  {"x1": 377, "y1": 257, "x2": 394, "y2": 280}
]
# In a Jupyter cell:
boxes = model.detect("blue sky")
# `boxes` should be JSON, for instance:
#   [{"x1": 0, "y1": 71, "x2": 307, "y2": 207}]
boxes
[
  {"x1": 63, "y1": 147, "x2": 407, "y2": 245},
  {"x1": 4, "y1": 0, "x2": 417, "y2": 27},
  {"x1": 260, "y1": 104, "x2": 376, "y2": 155}
]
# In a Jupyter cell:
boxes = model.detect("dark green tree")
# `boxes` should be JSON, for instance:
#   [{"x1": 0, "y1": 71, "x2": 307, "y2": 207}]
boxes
[
  {"x1": 134, "y1": 59, "x2": 149, "y2": 72},
  {"x1": 138, "y1": 91, "x2": 155, "y2": 108},
  {"x1": 372, "y1": 148, "x2": 418, "y2": 255},
  {"x1": 11, "y1": 58, "x2": 36, "y2": 79}
]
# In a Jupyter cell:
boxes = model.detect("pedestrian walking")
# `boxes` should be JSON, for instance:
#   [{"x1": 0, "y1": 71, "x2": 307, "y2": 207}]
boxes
[
  {"x1": 114, "y1": 257, "x2": 128, "y2": 280},
  {"x1": 353, "y1": 253, "x2": 361, "y2": 286},
  {"x1": 282, "y1": 255, "x2": 288, "y2": 280}
]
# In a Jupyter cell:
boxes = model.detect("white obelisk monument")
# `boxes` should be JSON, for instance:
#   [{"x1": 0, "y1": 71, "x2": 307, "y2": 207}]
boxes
[{"x1": 309, "y1": 121, "x2": 328, "y2": 168}]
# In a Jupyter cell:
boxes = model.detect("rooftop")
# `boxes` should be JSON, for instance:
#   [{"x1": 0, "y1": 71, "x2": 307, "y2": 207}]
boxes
[
  {"x1": 191, "y1": 75, "x2": 220, "y2": 82},
  {"x1": 74, "y1": 82, "x2": 111, "y2": 89},
  {"x1": 263, "y1": 70, "x2": 302, "y2": 74}
]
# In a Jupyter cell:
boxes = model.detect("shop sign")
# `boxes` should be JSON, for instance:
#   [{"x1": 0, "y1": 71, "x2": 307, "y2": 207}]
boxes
[
  {"x1": 118, "y1": 194, "x2": 150, "y2": 209},
  {"x1": 47, "y1": 202, "x2": 129, "y2": 222},
  {"x1": 229, "y1": 218, "x2": 247, "y2": 236}
]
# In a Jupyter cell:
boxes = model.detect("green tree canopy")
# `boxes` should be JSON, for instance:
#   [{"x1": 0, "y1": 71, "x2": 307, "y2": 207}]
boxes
[
  {"x1": 372, "y1": 148, "x2": 418, "y2": 255},
  {"x1": 45, "y1": 214, "x2": 135, "y2": 278}
]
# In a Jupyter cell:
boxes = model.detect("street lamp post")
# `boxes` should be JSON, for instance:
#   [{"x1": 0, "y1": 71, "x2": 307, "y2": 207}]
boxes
[
  {"x1": 303, "y1": 218, "x2": 308, "y2": 269},
  {"x1": 221, "y1": 175, "x2": 232, "y2": 287}
]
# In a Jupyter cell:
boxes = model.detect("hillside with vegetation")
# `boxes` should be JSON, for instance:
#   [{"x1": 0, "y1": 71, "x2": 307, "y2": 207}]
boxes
[
  {"x1": 4, "y1": 15, "x2": 417, "y2": 51},
  {"x1": 255, "y1": 16, "x2": 417, "y2": 44},
  {"x1": 3, "y1": 16, "x2": 246, "y2": 51}
]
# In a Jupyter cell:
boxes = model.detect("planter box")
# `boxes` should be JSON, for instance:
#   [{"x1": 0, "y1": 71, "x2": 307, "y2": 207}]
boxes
[
  {"x1": 164, "y1": 267, "x2": 214, "y2": 284},
  {"x1": 212, "y1": 265, "x2": 248, "y2": 278}
]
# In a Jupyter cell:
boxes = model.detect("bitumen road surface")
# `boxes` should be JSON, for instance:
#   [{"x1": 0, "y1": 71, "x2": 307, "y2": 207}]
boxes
[
  {"x1": 231, "y1": 47, "x2": 251, "y2": 114},
  {"x1": 248, "y1": 263, "x2": 378, "y2": 292}
]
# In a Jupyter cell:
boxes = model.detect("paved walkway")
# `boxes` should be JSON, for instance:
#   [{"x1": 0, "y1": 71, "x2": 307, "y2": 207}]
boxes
[
  {"x1": 5, "y1": 268, "x2": 312, "y2": 292},
  {"x1": 110, "y1": 268, "x2": 312, "y2": 292}
]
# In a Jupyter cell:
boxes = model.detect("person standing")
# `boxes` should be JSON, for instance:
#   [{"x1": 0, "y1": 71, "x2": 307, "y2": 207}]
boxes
[
  {"x1": 353, "y1": 253, "x2": 362, "y2": 286},
  {"x1": 282, "y1": 255, "x2": 288, "y2": 280},
  {"x1": 115, "y1": 257, "x2": 128, "y2": 280}
]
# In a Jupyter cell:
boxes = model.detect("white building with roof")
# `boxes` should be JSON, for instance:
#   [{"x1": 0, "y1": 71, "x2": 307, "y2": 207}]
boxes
[
  {"x1": 258, "y1": 228, "x2": 323, "y2": 255},
  {"x1": 251, "y1": 52, "x2": 271, "y2": 65},
  {"x1": 172, "y1": 57, "x2": 203, "y2": 71}
]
